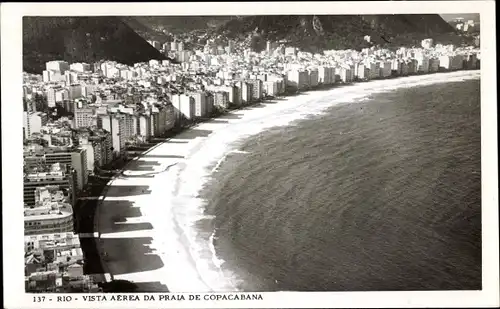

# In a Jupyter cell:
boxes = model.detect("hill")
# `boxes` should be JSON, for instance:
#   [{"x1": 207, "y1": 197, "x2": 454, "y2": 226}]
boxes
[
  {"x1": 123, "y1": 16, "x2": 235, "y2": 34},
  {"x1": 218, "y1": 14, "x2": 469, "y2": 52},
  {"x1": 23, "y1": 17, "x2": 171, "y2": 74}
]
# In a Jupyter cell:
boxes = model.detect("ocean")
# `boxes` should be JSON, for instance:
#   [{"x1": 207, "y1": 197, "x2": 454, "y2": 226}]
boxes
[{"x1": 201, "y1": 79, "x2": 482, "y2": 292}]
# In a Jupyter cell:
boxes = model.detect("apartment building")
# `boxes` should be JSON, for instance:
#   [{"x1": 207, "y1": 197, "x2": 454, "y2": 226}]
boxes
[
  {"x1": 308, "y1": 69, "x2": 319, "y2": 87},
  {"x1": 214, "y1": 91, "x2": 229, "y2": 109},
  {"x1": 287, "y1": 69, "x2": 309, "y2": 90},
  {"x1": 241, "y1": 82, "x2": 253, "y2": 105},
  {"x1": 46, "y1": 61, "x2": 70, "y2": 74},
  {"x1": 23, "y1": 168, "x2": 77, "y2": 207},
  {"x1": 263, "y1": 81, "x2": 279, "y2": 97},
  {"x1": 247, "y1": 79, "x2": 263, "y2": 101},
  {"x1": 23, "y1": 111, "x2": 48, "y2": 138},
  {"x1": 318, "y1": 66, "x2": 335, "y2": 84},
  {"x1": 70, "y1": 148, "x2": 88, "y2": 191},
  {"x1": 24, "y1": 202, "x2": 74, "y2": 236},
  {"x1": 179, "y1": 94, "x2": 195, "y2": 120},
  {"x1": 99, "y1": 112, "x2": 134, "y2": 156},
  {"x1": 191, "y1": 92, "x2": 208, "y2": 118},
  {"x1": 74, "y1": 108, "x2": 95, "y2": 129}
]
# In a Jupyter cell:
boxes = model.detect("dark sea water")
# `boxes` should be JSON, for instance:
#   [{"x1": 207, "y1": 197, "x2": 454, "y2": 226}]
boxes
[{"x1": 202, "y1": 79, "x2": 482, "y2": 291}]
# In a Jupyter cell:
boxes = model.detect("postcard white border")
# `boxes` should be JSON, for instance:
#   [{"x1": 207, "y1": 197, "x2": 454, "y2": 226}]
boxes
[{"x1": 2, "y1": 1, "x2": 498, "y2": 308}]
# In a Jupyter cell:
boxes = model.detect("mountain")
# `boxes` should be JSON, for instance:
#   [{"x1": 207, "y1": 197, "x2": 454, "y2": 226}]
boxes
[
  {"x1": 218, "y1": 14, "x2": 467, "y2": 52},
  {"x1": 122, "y1": 16, "x2": 235, "y2": 34},
  {"x1": 23, "y1": 17, "x2": 170, "y2": 74}
]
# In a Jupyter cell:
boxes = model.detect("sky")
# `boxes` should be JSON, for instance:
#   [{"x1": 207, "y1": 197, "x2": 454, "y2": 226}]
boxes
[{"x1": 440, "y1": 13, "x2": 480, "y2": 22}]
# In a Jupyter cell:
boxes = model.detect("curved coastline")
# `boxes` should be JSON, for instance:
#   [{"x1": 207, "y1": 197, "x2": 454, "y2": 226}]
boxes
[{"x1": 95, "y1": 70, "x2": 480, "y2": 292}]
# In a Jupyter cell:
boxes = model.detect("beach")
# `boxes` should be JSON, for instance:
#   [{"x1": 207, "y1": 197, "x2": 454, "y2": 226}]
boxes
[{"x1": 95, "y1": 70, "x2": 481, "y2": 292}]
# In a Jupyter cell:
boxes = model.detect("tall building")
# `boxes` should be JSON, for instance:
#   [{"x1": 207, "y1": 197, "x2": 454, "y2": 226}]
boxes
[
  {"x1": 247, "y1": 79, "x2": 263, "y2": 101},
  {"x1": 170, "y1": 94, "x2": 182, "y2": 124},
  {"x1": 318, "y1": 66, "x2": 335, "y2": 84},
  {"x1": 232, "y1": 81, "x2": 244, "y2": 107},
  {"x1": 214, "y1": 91, "x2": 229, "y2": 109},
  {"x1": 379, "y1": 61, "x2": 393, "y2": 77},
  {"x1": 438, "y1": 55, "x2": 452, "y2": 70},
  {"x1": 90, "y1": 130, "x2": 112, "y2": 167},
  {"x1": 428, "y1": 58, "x2": 440, "y2": 72},
  {"x1": 206, "y1": 94, "x2": 214, "y2": 116},
  {"x1": 67, "y1": 84, "x2": 82, "y2": 101},
  {"x1": 46, "y1": 87, "x2": 60, "y2": 108},
  {"x1": 24, "y1": 202, "x2": 74, "y2": 236},
  {"x1": 179, "y1": 94, "x2": 195, "y2": 120},
  {"x1": 99, "y1": 112, "x2": 134, "y2": 156},
  {"x1": 23, "y1": 112, "x2": 48, "y2": 137},
  {"x1": 365, "y1": 61, "x2": 380, "y2": 79},
  {"x1": 336, "y1": 67, "x2": 353, "y2": 83},
  {"x1": 241, "y1": 82, "x2": 253, "y2": 105},
  {"x1": 415, "y1": 54, "x2": 430, "y2": 73},
  {"x1": 191, "y1": 92, "x2": 208, "y2": 118},
  {"x1": 308, "y1": 69, "x2": 319, "y2": 87},
  {"x1": 46, "y1": 61, "x2": 70, "y2": 74},
  {"x1": 42, "y1": 147, "x2": 88, "y2": 193},
  {"x1": 71, "y1": 148, "x2": 88, "y2": 191},
  {"x1": 23, "y1": 166, "x2": 76, "y2": 207},
  {"x1": 77, "y1": 134, "x2": 96, "y2": 173},
  {"x1": 138, "y1": 113, "x2": 152, "y2": 142},
  {"x1": 263, "y1": 81, "x2": 278, "y2": 97},
  {"x1": 220, "y1": 85, "x2": 237, "y2": 106},
  {"x1": 65, "y1": 71, "x2": 78, "y2": 84},
  {"x1": 55, "y1": 89, "x2": 69, "y2": 103},
  {"x1": 287, "y1": 70, "x2": 309, "y2": 90},
  {"x1": 74, "y1": 108, "x2": 95, "y2": 129},
  {"x1": 69, "y1": 63, "x2": 90, "y2": 72}
]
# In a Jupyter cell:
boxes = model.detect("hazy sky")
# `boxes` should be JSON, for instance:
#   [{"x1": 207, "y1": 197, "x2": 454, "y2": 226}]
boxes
[{"x1": 440, "y1": 13, "x2": 480, "y2": 22}]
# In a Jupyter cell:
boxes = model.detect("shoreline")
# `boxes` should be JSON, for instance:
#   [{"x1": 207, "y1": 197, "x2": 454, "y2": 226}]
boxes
[{"x1": 93, "y1": 69, "x2": 480, "y2": 292}]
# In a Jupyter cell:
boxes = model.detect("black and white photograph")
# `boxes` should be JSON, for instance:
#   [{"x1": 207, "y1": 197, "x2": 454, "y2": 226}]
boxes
[{"x1": 2, "y1": 1, "x2": 498, "y2": 308}]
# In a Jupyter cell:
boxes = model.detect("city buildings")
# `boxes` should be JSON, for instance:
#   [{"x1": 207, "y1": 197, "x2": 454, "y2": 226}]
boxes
[
  {"x1": 24, "y1": 202, "x2": 74, "y2": 236},
  {"x1": 23, "y1": 111, "x2": 48, "y2": 138}
]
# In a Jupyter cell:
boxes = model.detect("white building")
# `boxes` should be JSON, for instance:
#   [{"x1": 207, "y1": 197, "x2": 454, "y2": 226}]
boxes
[
  {"x1": 318, "y1": 66, "x2": 335, "y2": 84},
  {"x1": 23, "y1": 112, "x2": 48, "y2": 138},
  {"x1": 308, "y1": 69, "x2": 319, "y2": 87},
  {"x1": 287, "y1": 69, "x2": 309, "y2": 90},
  {"x1": 191, "y1": 92, "x2": 208, "y2": 118},
  {"x1": 71, "y1": 147, "x2": 88, "y2": 190},
  {"x1": 46, "y1": 61, "x2": 70, "y2": 74},
  {"x1": 99, "y1": 112, "x2": 135, "y2": 157},
  {"x1": 70, "y1": 63, "x2": 90, "y2": 72},
  {"x1": 263, "y1": 81, "x2": 278, "y2": 97},
  {"x1": 179, "y1": 94, "x2": 195, "y2": 120},
  {"x1": 74, "y1": 108, "x2": 95, "y2": 129},
  {"x1": 24, "y1": 203, "x2": 73, "y2": 236}
]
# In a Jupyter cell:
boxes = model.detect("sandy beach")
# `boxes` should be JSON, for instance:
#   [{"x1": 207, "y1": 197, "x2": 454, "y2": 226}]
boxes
[{"x1": 95, "y1": 70, "x2": 480, "y2": 292}]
